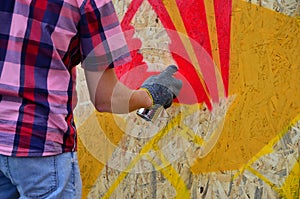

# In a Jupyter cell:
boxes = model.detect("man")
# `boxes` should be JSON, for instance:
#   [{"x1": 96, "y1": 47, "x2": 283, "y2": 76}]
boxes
[{"x1": 0, "y1": 0, "x2": 182, "y2": 198}]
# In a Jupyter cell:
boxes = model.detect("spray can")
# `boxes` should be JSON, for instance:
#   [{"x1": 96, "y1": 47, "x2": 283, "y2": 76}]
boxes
[{"x1": 136, "y1": 104, "x2": 164, "y2": 122}]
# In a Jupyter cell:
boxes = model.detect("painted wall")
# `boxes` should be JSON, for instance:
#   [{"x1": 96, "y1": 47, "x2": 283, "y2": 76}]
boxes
[{"x1": 74, "y1": 0, "x2": 300, "y2": 198}]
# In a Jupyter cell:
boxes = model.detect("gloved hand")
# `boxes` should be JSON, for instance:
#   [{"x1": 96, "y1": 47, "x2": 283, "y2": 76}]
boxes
[{"x1": 140, "y1": 65, "x2": 183, "y2": 109}]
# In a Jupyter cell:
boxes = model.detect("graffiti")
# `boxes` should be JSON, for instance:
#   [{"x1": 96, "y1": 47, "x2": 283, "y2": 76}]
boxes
[
  {"x1": 116, "y1": 0, "x2": 232, "y2": 108},
  {"x1": 76, "y1": 0, "x2": 300, "y2": 198}
]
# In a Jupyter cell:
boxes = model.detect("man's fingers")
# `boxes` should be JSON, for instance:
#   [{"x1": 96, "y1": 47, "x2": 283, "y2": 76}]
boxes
[
  {"x1": 162, "y1": 65, "x2": 178, "y2": 75},
  {"x1": 172, "y1": 78, "x2": 183, "y2": 97}
]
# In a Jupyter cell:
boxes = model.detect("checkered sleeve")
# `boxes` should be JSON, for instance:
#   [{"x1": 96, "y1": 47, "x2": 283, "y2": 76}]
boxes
[{"x1": 79, "y1": 0, "x2": 131, "y2": 71}]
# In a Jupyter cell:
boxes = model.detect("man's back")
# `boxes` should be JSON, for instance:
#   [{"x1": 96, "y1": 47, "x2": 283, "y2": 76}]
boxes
[{"x1": 0, "y1": 0, "x2": 130, "y2": 157}]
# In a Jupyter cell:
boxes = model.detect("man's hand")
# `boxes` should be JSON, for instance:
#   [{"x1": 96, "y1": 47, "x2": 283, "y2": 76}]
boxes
[
  {"x1": 85, "y1": 68, "x2": 153, "y2": 113},
  {"x1": 140, "y1": 65, "x2": 183, "y2": 109}
]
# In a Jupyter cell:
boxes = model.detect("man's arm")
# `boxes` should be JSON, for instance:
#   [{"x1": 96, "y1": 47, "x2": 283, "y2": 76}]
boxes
[{"x1": 84, "y1": 68, "x2": 153, "y2": 114}]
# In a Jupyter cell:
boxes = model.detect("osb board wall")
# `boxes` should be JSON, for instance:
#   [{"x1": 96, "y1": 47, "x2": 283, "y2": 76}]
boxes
[{"x1": 74, "y1": 0, "x2": 300, "y2": 198}]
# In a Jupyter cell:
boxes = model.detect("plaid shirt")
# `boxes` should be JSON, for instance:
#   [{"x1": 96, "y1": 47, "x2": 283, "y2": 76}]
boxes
[{"x1": 0, "y1": 0, "x2": 131, "y2": 156}]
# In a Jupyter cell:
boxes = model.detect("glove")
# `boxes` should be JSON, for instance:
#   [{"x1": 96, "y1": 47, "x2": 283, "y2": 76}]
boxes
[{"x1": 140, "y1": 65, "x2": 183, "y2": 109}]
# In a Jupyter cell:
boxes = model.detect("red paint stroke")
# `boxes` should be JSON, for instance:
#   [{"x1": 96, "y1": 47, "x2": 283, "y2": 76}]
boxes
[
  {"x1": 149, "y1": 0, "x2": 214, "y2": 108},
  {"x1": 115, "y1": 0, "x2": 156, "y2": 89},
  {"x1": 115, "y1": 0, "x2": 232, "y2": 109},
  {"x1": 175, "y1": 0, "x2": 212, "y2": 57},
  {"x1": 171, "y1": 0, "x2": 220, "y2": 103},
  {"x1": 214, "y1": 0, "x2": 232, "y2": 96}
]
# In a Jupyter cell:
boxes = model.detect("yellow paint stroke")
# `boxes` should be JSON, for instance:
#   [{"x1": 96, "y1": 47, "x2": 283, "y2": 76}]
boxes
[
  {"x1": 247, "y1": 166, "x2": 281, "y2": 193},
  {"x1": 192, "y1": 0, "x2": 300, "y2": 173},
  {"x1": 231, "y1": 115, "x2": 300, "y2": 198},
  {"x1": 78, "y1": 137, "x2": 104, "y2": 199},
  {"x1": 178, "y1": 123, "x2": 204, "y2": 146},
  {"x1": 203, "y1": 0, "x2": 221, "y2": 73},
  {"x1": 233, "y1": 115, "x2": 300, "y2": 179},
  {"x1": 280, "y1": 158, "x2": 300, "y2": 198},
  {"x1": 146, "y1": 151, "x2": 190, "y2": 198},
  {"x1": 77, "y1": 112, "x2": 126, "y2": 199},
  {"x1": 203, "y1": 0, "x2": 226, "y2": 98},
  {"x1": 296, "y1": 16, "x2": 300, "y2": 27},
  {"x1": 240, "y1": 155, "x2": 300, "y2": 198},
  {"x1": 102, "y1": 104, "x2": 198, "y2": 199}
]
